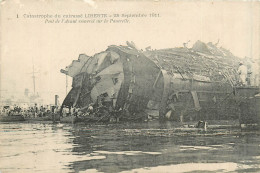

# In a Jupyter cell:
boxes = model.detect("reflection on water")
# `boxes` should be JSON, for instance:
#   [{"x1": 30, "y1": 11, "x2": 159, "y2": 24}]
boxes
[{"x1": 0, "y1": 122, "x2": 259, "y2": 173}]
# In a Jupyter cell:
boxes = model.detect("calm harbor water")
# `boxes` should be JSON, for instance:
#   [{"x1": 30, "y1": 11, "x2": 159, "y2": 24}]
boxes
[{"x1": 0, "y1": 122, "x2": 259, "y2": 173}]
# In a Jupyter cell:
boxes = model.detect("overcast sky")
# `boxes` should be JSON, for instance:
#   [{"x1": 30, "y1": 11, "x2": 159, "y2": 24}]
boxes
[{"x1": 1, "y1": 0, "x2": 259, "y2": 104}]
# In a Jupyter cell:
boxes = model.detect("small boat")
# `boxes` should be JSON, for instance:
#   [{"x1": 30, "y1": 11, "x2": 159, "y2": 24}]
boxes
[
  {"x1": 0, "y1": 114, "x2": 25, "y2": 122},
  {"x1": 24, "y1": 116, "x2": 52, "y2": 122},
  {"x1": 60, "y1": 116, "x2": 76, "y2": 123},
  {"x1": 59, "y1": 114, "x2": 111, "y2": 124}
]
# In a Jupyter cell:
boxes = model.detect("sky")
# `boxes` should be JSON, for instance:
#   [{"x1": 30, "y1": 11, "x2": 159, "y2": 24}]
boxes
[{"x1": 0, "y1": 0, "x2": 259, "y2": 104}]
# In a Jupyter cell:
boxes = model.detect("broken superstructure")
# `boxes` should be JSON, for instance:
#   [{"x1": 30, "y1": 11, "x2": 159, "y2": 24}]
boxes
[{"x1": 61, "y1": 41, "x2": 259, "y2": 122}]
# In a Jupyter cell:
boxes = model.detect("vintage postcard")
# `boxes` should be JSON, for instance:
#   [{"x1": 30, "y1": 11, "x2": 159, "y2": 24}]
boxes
[{"x1": 0, "y1": 0, "x2": 259, "y2": 172}]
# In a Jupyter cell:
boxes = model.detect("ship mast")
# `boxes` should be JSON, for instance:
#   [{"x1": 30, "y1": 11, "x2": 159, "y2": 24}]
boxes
[{"x1": 29, "y1": 59, "x2": 39, "y2": 96}]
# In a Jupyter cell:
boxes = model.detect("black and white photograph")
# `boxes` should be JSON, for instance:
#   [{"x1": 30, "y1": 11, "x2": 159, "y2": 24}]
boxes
[{"x1": 0, "y1": 0, "x2": 259, "y2": 172}]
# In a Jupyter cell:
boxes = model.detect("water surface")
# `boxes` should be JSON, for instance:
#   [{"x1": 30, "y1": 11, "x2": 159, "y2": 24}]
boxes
[{"x1": 0, "y1": 122, "x2": 259, "y2": 173}]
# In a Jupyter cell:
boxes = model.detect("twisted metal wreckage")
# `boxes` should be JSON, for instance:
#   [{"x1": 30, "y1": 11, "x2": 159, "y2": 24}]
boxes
[{"x1": 60, "y1": 41, "x2": 259, "y2": 123}]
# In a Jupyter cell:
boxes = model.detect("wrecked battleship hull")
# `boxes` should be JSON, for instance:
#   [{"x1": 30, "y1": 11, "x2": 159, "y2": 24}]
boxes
[{"x1": 61, "y1": 41, "x2": 259, "y2": 122}]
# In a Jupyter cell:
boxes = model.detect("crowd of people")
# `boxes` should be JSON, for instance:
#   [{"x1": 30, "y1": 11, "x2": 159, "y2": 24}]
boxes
[
  {"x1": 0, "y1": 104, "x2": 61, "y2": 118},
  {"x1": 0, "y1": 103, "x2": 96, "y2": 119},
  {"x1": 61, "y1": 104, "x2": 95, "y2": 118}
]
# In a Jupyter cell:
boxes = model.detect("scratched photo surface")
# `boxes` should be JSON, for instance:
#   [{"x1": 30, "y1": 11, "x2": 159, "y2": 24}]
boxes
[{"x1": 0, "y1": 0, "x2": 260, "y2": 173}]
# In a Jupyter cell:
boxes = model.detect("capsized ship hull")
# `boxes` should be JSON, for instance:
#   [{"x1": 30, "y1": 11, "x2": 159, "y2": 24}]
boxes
[
  {"x1": 61, "y1": 41, "x2": 259, "y2": 122},
  {"x1": 61, "y1": 44, "x2": 163, "y2": 119}
]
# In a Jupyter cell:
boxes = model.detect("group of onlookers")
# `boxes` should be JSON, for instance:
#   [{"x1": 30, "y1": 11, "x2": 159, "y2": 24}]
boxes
[
  {"x1": 62, "y1": 106, "x2": 84, "y2": 117},
  {"x1": 0, "y1": 104, "x2": 97, "y2": 118},
  {"x1": 61, "y1": 104, "x2": 95, "y2": 117},
  {"x1": 0, "y1": 105, "x2": 61, "y2": 118}
]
